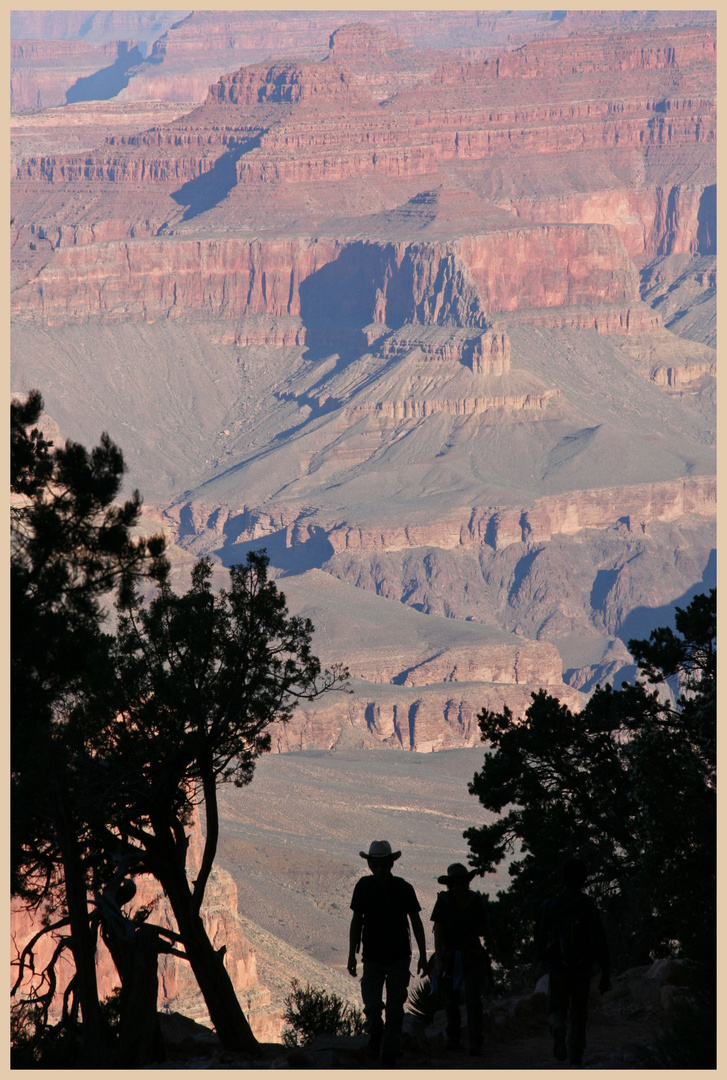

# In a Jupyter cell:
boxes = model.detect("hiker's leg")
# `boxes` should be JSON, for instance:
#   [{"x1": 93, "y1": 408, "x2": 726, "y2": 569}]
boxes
[
  {"x1": 464, "y1": 955, "x2": 485, "y2": 1052},
  {"x1": 381, "y1": 957, "x2": 411, "y2": 1060},
  {"x1": 360, "y1": 960, "x2": 386, "y2": 1056},
  {"x1": 567, "y1": 968, "x2": 591, "y2": 1065},
  {"x1": 547, "y1": 970, "x2": 568, "y2": 1061},
  {"x1": 441, "y1": 975, "x2": 462, "y2": 1047},
  {"x1": 547, "y1": 969, "x2": 568, "y2": 1034}
]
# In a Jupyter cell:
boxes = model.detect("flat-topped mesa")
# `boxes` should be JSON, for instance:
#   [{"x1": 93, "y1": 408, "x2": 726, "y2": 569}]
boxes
[
  {"x1": 430, "y1": 27, "x2": 716, "y2": 84},
  {"x1": 206, "y1": 60, "x2": 370, "y2": 107},
  {"x1": 328, "y1": 22, "x2": 408, "y2": 59}
]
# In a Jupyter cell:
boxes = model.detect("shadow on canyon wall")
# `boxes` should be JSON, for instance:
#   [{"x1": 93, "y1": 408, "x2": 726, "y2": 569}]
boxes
[
  {"x1": 65, "y1": 42, "x2": 145, "y2": 103},
  {"x1": 298, "y1": 244, "x2": 385, "y2": 363},
  {"x1": 211, "y1": 527, "x2": 335, "y2": 575},
  {"x1": 170, "y1": 135, "x2": 264, "y2": 221},
  {"x1": 696, "y1": 184, "x2": 716, "y2": 255},
  {"x1": 617, "y1": 546, "x2": 716, "y2": 647}
]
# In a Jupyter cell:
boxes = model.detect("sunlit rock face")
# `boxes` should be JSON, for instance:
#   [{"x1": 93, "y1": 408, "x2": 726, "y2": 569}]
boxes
[{"x1": 11, "y1": 808, "x2": 282, "y2": 1039}]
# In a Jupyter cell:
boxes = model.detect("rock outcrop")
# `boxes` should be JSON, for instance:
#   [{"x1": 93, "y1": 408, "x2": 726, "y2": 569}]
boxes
[
  {"x1": 11, "y1": 812, "x2": 281, "y2": 1040},
  {"x1": 270, "y1": 680, "x2": 585, "y2": 755},
  {"x1": 10, "y1": 228, "x2": 642, "y2": 329},
  {"x1": 228, "y1": 476, "x2": 713, "y2": 558}
]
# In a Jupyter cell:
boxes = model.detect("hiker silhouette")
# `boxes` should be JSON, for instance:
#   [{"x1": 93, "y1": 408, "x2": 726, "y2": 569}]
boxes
[
  {"x1": 431, "y1": 862, "x2": 496, "y2": 1057},
  {"x1": 348, "y1": 840, "x2": 427, "y2": 1068},
  {"x1": 535, "y1": 857, "x2": 611, "y2": 1067}
]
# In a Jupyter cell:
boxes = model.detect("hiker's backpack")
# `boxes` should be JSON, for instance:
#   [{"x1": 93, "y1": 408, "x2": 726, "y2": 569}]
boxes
[{"x1": 546, "y1": 893, "x2": 594, "y2": 968}]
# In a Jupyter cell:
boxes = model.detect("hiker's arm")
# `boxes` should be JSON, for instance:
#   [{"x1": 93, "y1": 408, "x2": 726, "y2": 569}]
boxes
[
  {"x1": 348, "y1": 911, "x2": 363, "y2": 976},
  {"x1": 481, "y1": 915, "x2": 498, "y2": 962},
  {"x1": 433, "y1": 921, "x2": 445, "y2": 975},
  {"x1": 592, "y1": 907, "x2": 611, "y2": 991},
  {"x1": 409, "y1": 910, "x2": 427, "y2": 975}
]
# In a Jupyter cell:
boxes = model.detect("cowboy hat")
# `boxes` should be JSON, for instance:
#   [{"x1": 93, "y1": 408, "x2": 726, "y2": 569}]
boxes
[
  {"x1": 360, "y1": 840, "x2": 402, "y2": 860},
  {"x1": 438, "y1": 862, "x2": 478, "y2": 885}
]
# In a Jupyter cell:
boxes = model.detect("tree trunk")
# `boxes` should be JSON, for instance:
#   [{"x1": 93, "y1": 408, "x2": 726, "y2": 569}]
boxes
[
  {"x1": 52, "y1": 758, "x2": 109, "y2": 1066},
  {"x1": 152, "y1": 823, "x2": 259, "y2": 1054},
  {"x1": 100, "y1": 908, "x2": 165, "y2": 1067},
  {"x1": 115, "y1": 926, "x2": 165, "y2": 1067}
]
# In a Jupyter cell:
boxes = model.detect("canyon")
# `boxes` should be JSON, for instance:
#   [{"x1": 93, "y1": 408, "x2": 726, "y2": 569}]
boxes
[{"x1": 11, "y1": 8, "x2": 716, "y2": 1037}]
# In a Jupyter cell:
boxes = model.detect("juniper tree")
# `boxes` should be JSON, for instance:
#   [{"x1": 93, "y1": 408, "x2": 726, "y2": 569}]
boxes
[
  {"x1": 11, "y1": 391, "x2": 167, "y2": 1063},
  {"x1": 79, "y1": 552, "x2": 348, "y2": 1053},
  {"x1": 465, "y1": 591, "x2": 716, "y2": 974}
]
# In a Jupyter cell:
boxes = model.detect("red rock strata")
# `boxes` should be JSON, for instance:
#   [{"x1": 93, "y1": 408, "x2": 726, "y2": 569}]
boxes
[
  {"x1": 10, "y1": 227, "x2": 641, "y2": 328},
  {"x1": 11, "y1": 39, "x2": 138, "y2": 111}
]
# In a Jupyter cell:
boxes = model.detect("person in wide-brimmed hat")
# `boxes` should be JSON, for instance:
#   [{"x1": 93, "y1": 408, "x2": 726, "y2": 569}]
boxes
[
  {"x1": 348, "y1": 840, "x2": 427, "y2": 1068},
  {"x1": 431, "y1": 862, "x2": 496, "y2": 1057}
]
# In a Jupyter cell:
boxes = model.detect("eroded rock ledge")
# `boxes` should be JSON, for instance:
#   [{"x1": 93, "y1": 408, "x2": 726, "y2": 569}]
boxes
[{"x1": 172, "y1": 475, "x2": 715, "y2": 558}]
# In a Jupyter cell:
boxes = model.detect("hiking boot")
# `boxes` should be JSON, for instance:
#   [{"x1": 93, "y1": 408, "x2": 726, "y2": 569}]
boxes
[
  {"x1": 366, "y1": 1027, "x2": 383, "y2": 1060},
  {"x1": 553, "y1": 1027, "x2": 568, "y2": 1061}
]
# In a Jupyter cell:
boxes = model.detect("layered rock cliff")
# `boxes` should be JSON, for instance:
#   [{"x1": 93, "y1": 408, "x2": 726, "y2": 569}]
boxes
[
  {"x1": 11, "y1": 12, "x2": 716, "y2": 736},
  {"x1": 10, "y1": 227, "x2": 642, "y2": 328}
]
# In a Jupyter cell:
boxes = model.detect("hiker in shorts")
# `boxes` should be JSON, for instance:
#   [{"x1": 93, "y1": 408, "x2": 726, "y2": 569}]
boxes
[
  {"x1": 535, "y1": 857, "x2": 611, "y2": 1067},
  {"x1": 348, "y1": 840, "x2": 427, "y2": 1068},
  {"x1": 431, "y1": 862, "x2": 496, "y2": 1057}
]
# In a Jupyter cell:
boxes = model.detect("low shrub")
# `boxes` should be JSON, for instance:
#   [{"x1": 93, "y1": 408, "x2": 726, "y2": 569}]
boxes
[{"x1": 281, "y1": 979, "x2": 365, "y2": 1047}]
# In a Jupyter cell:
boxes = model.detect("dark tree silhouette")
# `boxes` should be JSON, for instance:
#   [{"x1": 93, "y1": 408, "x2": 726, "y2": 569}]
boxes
[
  {"x1": 465, "y1": 591, "x2": 716, "y2": 975},
  {"x1": 12, "y1": 392, "x2": 347, "y2": 1062},
  {"x1": 11, "y1": 391, "x2": 167, "y2": 1064},
  {"x1": 81, "y1": 553, "x2": 348, "y2": 1053}
]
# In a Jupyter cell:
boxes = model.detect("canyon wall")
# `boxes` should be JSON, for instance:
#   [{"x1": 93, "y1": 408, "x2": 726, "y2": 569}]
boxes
[
  {"x1": 11, "y1": 228, "x2": 643, "y2": 328},
  {"x1": 175, "y1": 475, "x2": 715, "y2": 560},
  {"x1": 11, "y1": 39, "x2": 140, "y2": 111},
  {"x1": 270, "y1": 681, "x2": 585, "y2": 756},
  {"x1": 11, "y1": 13, "x2": 716, "y2": 743}
]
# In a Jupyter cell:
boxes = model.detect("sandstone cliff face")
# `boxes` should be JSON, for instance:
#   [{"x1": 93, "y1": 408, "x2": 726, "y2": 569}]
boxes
[
  {"x1": 167, "y1": 476, "x2": 715, "y2": 563},
  {"x1": 10, "y1": 227, "x2": 643, "y2": 329},
  {"x1": 11, "y1": 815, "x2": 280, "y2": 1040},
  {"x1": 11, "y1": 39, "x2": 138, "y2": 111},
  {"x1": 432, "y1": 28, "x2": 715, "y2": 83},
  {"x1": 513, "y1": 184, "x2": 717, "y2": 261},
  {"x1": 269, "y1": 680, "x2": 584, "y2": 755}
]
